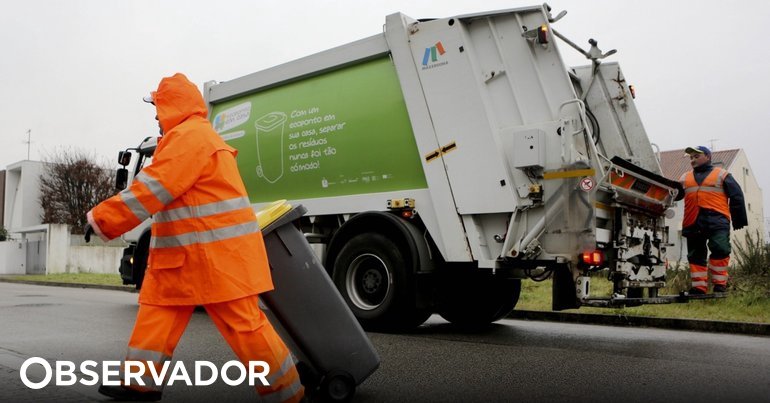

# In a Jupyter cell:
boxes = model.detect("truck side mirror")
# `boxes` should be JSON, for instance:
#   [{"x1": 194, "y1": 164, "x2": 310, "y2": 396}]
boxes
[
  {"x1": 116, "y1": 168, "x2": 129, "y2": 190},
  {"x1": 118, "y1": 151, "x2": 132, "y2": 167}
]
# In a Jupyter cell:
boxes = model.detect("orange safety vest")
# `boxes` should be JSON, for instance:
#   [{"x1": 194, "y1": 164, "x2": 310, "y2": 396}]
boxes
[
  {"x1": 679, "y1": 167, "x2": 731, "y2": 228},
  {"x1": 87, "y1": 73, "x2": 273, "y2": 305}
]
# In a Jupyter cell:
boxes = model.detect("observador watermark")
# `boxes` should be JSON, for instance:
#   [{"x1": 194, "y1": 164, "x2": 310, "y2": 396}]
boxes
[{"x1": 19, "y1": 357, "x2": 271, "y2": 389}]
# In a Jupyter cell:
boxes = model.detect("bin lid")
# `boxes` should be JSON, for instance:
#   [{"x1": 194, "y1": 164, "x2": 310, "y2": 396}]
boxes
[{"x1": 256, "y1": 200, "x2": 293, "y2": 228}]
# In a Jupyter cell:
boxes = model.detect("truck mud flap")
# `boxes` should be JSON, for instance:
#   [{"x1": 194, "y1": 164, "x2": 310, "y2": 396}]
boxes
[{"x1": 552, "y1": 264, "x2": 580, "y2": 311}]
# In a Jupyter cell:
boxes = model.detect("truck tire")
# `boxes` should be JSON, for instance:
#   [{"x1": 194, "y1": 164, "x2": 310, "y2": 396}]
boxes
[
  {"x1": 438, "y1": 275, "x2": 521, "y2": 329},
  {"x1": 332, "y1": 232, "x2": 430, "y2": 331}
]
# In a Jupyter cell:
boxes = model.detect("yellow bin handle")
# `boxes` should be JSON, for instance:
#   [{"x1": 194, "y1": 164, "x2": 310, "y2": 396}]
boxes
[{"x1": 255, "y1": 200, "x2": 293, "y2": 228}]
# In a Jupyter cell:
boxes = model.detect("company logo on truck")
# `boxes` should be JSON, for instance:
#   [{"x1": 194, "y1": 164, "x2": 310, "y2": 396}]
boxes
[
  {"x1": 213, "y1": 102, "x2": 251, "y2": 133},
  {"x1": 421, "y1": 41, "x2": 448, "y2": 70}
]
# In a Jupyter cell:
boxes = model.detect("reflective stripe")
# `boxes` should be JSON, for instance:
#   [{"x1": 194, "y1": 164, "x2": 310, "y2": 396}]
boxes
[
  {"x1": 151, "y1": 221, "x2": 259, "y2": 249},
  {"x1": 136, "y1": 172, "x2": 174, "y2": 205},
  {"x1": 120, "y1": 190, "x2": 151, "y2": 222},
  {"x1": 119, "y1": 373, "x2": 163, "y2": 392},
  {"x1": 126, "y1": 347, "x2": 171, "y2": 364},
  {"x1": 691, "y1": 280, "x2": 708, "y2": 287},
  {"x1": 711, "y1": 274, "x2": 729, "y2": 281},
  {"x1": 123, "y1": 348, "x2": 170, "y2": 392},
  {"x1": 690, "y1": 271, "x2": 708, "y2": 279},
  {"x1": 267, "y1": 355, "x2": 296, "y2": 386},
  {"x1": 155, "y1": 196, "x2": 251, "y2": 223},
  {"x1": 259, "y1": 377, "x2": 303, "y2": 403},
  {"x1": 119, "y1": 374, "x2": 163, "y2": 392},
  {"x1": 716, "y1": 169, "x2": 728, "y2": 185},
  {"x1": 709, "y1": 257, "x2": 730, "y2": 267},
  {"x1": 708, "y1": 264, "x2": 729, "y2": 271},
  {"x1": 684, "y1": 185, "x2": 724, "y2": 193}
]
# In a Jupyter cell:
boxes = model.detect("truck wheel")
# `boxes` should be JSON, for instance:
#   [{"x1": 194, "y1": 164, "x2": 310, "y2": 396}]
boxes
[
  {"x1": 438, "y1": 276, "x2": 521, "y2": 328},
  {"x1": 332, "y1": 232, "x2": 430, "y2": 331},
  {"x1": 133, "y1": 233, "x2": 151, "y2": 290}
]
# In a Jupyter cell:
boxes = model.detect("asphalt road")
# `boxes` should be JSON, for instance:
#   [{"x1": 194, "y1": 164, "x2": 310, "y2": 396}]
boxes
[{"x1": 1, "y1": 282, "x2": 768, "y2": 402}]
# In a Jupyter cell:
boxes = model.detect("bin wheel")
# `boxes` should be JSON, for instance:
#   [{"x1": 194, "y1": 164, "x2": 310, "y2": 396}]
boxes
[{"x1": 319, "y1": 370, "x2": 355, "y2": 402}]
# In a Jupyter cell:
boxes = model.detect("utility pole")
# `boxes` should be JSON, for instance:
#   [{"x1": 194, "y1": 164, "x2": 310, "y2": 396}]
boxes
[
  {"x1": 708, "y1": 138, "x2": 718, "y2": 151},
  {"x1": 25, "y1": 129, "x2": 31, "y2": 160}
]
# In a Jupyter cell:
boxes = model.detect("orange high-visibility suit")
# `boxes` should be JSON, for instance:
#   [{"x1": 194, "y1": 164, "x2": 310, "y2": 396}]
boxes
[{"x1": 87, "y1": 73, "x2": 302, "y2": 402}]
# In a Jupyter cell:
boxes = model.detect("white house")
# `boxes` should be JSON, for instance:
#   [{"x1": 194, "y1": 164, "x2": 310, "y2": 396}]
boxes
[
  {"x1": 4, "y1": 160, "x2": 45, "y2": 231},
  {"x1": 1, "y1": 160, "x2": 125, "y2": 275},
  {"x1": 659, "y1": 148, "x2": 765, "y2": 264}
]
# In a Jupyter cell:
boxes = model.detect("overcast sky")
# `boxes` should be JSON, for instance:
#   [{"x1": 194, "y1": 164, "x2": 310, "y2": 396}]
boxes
[{"x1": 2, "y1": 0, "x2": 769, "y2": 224}]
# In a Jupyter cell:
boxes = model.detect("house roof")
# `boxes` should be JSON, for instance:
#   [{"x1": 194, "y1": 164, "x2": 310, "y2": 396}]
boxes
[{"x1": 659, "y1": 148, "x2": 740, "y2": 181}]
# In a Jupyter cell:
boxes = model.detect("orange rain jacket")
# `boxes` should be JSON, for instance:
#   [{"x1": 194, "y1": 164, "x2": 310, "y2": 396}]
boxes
[
  {"x1": 87, "y1": 73, "x2": 273, "y2": 305},
  {"x1": 680, "y1": 167, "x2": 731, "y2": 228}
]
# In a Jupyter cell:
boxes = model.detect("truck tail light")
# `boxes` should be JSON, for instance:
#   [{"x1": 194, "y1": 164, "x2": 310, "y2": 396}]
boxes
[
  {"x1": 581, "y1": 250, "x2": 605, "y2": 266},
  {"x1": 537, "y1": 24, "x2": 549, "y2": 44},
  {"x1": 629, "y1": 85, "x2": 636, "y2": 99}
]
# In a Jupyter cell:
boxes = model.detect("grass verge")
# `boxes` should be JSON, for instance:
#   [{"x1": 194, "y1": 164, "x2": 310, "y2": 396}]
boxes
[
  {"x1": 518, "y1": 273, "x2": 770, "y2": 324},
  {"x1": 0, "y1": 273, "x2": 130, "y2": 287}
]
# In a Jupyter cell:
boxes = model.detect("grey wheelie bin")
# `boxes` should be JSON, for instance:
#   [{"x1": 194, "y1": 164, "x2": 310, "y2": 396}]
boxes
[{"x1": 256, "y1": 200, "x2": 380, "y2": 402}]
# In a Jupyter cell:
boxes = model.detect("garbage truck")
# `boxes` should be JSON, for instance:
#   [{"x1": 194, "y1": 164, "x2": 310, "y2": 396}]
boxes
[{"x1": 115, "y1": 4, "x2": 686, "y2": 330}]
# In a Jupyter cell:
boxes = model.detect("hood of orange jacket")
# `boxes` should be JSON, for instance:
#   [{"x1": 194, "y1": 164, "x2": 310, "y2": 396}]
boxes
[{"x1": 152, "y1": 73, "x2": 208, "y2": 134}]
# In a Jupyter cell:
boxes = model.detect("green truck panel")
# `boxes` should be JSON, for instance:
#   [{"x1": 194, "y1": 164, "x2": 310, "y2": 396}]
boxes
[{"x1": 210, "y1": 57, "x2": 428, "y2": 203}]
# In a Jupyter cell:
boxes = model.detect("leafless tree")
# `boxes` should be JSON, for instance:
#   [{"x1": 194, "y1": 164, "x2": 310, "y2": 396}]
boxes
[{"x1": 39, "y1": 148, "x2": 116, "y2": 233}]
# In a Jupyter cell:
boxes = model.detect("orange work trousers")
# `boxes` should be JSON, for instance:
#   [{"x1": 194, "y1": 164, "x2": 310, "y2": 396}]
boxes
[{"x1": 124, "y1": 295, "x2": 303, "y2": 402}]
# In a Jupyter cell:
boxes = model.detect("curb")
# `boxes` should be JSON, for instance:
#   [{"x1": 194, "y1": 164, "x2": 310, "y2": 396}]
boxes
[
  {"x1": 1, "y1": 278, "x2": 767, "y2": 336},
  {"x1": 0, "y1": 278, "x2": 137, "y2": 293},
  {"x1": 508, "y1": 310, "x2": 770, "y2": 337}
]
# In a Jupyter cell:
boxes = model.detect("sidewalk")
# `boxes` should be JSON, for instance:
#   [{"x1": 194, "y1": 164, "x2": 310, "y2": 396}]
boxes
[
  {"x1": 508, "y1": 309, "x2": 770, "y2": 337},
  {"x1": 1, "y1": 277, "x2": 768, "y2": 336}
]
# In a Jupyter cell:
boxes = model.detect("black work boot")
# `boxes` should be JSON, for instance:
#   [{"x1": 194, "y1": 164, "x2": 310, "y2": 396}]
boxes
[
  {"x1": 712, "y1": 284, "x2": 728, "y2": 293},
  {"x1": 687, "y1": 287, "x2": 706, "y2": 295},
  {"x1": 98, "y1": 385, "x2": 162, "y2": 401}
]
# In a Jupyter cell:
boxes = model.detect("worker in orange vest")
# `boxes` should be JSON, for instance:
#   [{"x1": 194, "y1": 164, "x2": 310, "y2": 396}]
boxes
[
  {"x1": 85, "y1": 73, "x2": 303, "y2": 402},
  {"x1": 679, "y1": 146, "x2": 747, "y2": 295}
]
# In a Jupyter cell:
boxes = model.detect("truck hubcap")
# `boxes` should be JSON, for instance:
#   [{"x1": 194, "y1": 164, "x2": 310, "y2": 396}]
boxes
[{"x1": 346, "y1": 253, "x2": 391, "y2": 310}]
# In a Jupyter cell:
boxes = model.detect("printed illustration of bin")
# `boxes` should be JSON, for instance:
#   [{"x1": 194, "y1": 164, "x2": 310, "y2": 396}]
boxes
[
  {"x1": 254, "y1": 112, "x2": 287, "y2": 183},
  {"x1": 256, "y1": 200, "x2": 380, "y2": 402}
]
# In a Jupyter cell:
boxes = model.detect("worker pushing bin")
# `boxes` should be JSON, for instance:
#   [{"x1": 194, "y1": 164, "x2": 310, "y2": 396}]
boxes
[{"x1": 256, "y1": 200, "x2": 380, "y2": 402}]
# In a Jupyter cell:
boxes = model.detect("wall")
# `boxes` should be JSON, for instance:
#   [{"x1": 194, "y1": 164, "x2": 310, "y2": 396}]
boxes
[
  {"x1": 0, "y1": 224, "x2": 125, "y2": 275},
  {"x1": 0, "y1": 240, "x2": 26, "y2": 275},
  {"x1": 49, "y1": 224, "x2": 125, "y2": 274},
  {"x1": 67, "y1": 245, "x2": 123, "y2": 274},
  {"x1": 46, "y1": 224, "x2": 69, "y2": 273},
  {"x1": 0, "y1": 170, "x2": 5, "y2": 226}
]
